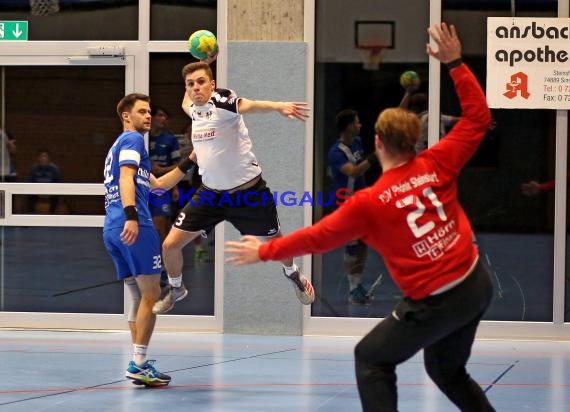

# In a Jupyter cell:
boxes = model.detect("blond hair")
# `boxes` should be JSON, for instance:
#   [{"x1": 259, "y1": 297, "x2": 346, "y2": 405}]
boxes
[{"x1": 374, "y1": 108, "x2": 421, "y2": 155}]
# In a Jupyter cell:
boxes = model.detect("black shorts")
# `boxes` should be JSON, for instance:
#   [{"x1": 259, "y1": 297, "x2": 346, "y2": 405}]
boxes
[{"x1": 173, "y1": 177, "x2": 281, "y2": 237}]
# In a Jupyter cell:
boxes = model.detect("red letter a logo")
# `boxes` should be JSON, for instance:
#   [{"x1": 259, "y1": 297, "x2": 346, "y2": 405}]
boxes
[{"x1": 503, "y1": 72, "x2": 530, "y2": 99}]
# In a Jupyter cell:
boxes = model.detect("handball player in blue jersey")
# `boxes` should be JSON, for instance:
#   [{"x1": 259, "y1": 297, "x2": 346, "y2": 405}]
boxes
[
  {"x1": 148, "y1": 106, "x2": 181, "y2": 286},
  {"x1": 148, "y1": 106, "x2": 181, "y2": 242},
  {"x1": 103, "y1": 93, "x2": 196, "y2": 386},
  {"x1": 327, "y1": 109, "x2": 379, "y2": 304}
]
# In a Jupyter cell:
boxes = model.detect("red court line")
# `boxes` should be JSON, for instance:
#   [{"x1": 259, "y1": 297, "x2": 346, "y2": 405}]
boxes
[{"x1": 2, "y1": 381, "x2": 570, "y2": 395}]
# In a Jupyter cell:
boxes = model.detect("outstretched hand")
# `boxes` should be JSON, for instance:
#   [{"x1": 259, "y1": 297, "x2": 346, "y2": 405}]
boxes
[
  {"x1": 279, "y1": 102, "x2": 310, "y2": 121},
  {"x1": 225, "y1": 235, "x2": 263, "y2": 266},
  {"x1": 426, "y1": 22, "x2": 462, "y2": 64}
]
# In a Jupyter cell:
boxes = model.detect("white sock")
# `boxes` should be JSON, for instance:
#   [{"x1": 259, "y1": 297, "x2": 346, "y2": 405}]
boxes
[
  {"x1": 133, "y1": 344, "x2": 147, "y2": 366},
  {"x1": 282, "y1": 263, "x2": 298, "y2": 276},
  {"x1": 169, "y1": 275, "x2": 182, "y2": 288},
  {"x1": 347, "y1": 274, "x2": 361, "y2": 291}
]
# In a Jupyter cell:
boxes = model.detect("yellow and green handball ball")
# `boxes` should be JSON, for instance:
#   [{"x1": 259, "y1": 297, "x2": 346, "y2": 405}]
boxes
[
  {"x1": 188, "y1": 30, "x2": 218, "y2": 60},
  {"x1": 399, "y1": 70, "x2": 421, "y2": 90}
]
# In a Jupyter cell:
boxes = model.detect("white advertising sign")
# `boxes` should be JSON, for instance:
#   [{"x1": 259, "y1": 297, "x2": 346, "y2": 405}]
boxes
[{"x1": 487, "y1": 17, "x2": 570, "y2": 109}]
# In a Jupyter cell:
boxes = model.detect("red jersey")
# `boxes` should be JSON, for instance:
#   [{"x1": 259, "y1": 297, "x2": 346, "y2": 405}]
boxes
[{"x1": 259, "y1": 64, "x2": 491, "y2": 299}]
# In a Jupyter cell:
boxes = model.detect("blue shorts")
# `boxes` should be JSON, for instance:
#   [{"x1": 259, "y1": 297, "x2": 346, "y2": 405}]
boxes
[{"x1": 103, "y1": 225, "x2": 162, "y2": 280}]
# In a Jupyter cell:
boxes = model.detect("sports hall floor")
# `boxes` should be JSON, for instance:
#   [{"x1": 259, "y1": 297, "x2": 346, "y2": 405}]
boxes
[{"x1": 0, "y1": 330, "x2": 569, "y2": 411}]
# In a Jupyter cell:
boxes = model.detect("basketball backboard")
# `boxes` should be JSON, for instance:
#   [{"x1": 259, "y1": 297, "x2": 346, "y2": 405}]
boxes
[{"x1": 354, "y1": 20, "x2": 395, "y2": 49}]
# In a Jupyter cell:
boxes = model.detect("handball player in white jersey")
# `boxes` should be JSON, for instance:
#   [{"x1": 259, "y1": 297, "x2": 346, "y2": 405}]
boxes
[{"x1": 152, "y1": 59, "x2": 314, "y2": 314}]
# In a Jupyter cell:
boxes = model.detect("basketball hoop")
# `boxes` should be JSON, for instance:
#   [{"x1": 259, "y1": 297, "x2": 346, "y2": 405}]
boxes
[
  {"x1": 30, "y1": 0, "x2": 60, "y2": 16},
  {"x1": 356, "y1": 45, "x2": 386, "y2": 71}
]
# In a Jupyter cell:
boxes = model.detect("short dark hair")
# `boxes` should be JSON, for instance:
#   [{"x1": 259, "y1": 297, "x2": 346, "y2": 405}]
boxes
[
  {"x1": 116, "y1": 93, "x2": 150, "y2": 120},
  {"x1": 182, "y1": 61, "x2": 214, "y2": 81},
  {"x1": 334, "y1": 109, "x2": 358, "y2": 134}
]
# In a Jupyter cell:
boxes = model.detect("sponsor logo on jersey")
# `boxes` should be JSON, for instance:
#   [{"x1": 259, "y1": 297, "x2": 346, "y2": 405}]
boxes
[{"x1": 193, "y1": 128, "x2": 216, "y2": 141}]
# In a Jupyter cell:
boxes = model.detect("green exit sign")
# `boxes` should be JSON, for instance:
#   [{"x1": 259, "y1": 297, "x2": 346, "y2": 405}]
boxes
[{"x1": 0, "y1": 21, "x2": 28, "y2": 41}]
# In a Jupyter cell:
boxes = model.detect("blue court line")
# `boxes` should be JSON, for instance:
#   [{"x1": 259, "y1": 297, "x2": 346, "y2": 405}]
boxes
[{"x1": 484, "y1": 359, "x2": 519, "y2": 393}]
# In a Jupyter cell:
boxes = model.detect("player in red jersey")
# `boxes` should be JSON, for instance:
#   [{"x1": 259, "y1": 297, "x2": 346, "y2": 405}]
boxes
[{"x1": 225, "y1": 23, "x2": 495, "y2": 412}]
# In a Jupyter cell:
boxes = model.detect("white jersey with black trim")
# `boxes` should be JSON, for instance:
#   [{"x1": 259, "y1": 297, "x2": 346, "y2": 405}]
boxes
[{"x1": 185, "y1": 88, "x2": 262, "y2": 190}]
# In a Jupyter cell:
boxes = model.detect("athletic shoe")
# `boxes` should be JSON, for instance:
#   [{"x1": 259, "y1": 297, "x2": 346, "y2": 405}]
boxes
[
  {"x1": 283, "y1": 268, "x2": 315, "y2": 305},
  {"x1": 152, "y1": 284, "x2": 188, "y2": 314},
  {"x1": 349, "y1": 284, "x2": 371, "y2": 305},
  {"x1": 125, "y1": 360, "x2": 171, "y2": 386}
]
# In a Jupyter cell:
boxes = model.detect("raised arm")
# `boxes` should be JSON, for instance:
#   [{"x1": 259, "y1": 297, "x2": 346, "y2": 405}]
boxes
[
  {"x1": 426, "y1": 23, "x2": 491, "y2": 173},
  {"x1": 237, "y1": 98, "x2": 310, "y2": 121}
]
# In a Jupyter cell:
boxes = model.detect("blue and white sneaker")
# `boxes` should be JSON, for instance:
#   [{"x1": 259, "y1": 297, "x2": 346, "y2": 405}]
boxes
[{"x1": 125, "y1": 360, "x2": 171, "y2": 386}]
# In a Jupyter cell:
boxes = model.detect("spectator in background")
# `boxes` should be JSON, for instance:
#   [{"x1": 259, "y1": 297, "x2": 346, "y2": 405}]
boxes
[
  {"x1": 149, "y1": 106, "x2": 181, "y2": 241},
  {"x1": 27, "y1": 148, "x2": 61, "y2": 214}
]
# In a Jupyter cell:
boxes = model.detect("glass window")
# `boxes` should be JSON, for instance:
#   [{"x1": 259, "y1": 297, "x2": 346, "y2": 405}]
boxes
[
  {"x1": 313, "y1": 0, "x2": 560, "y2": 321},
  {"x1": 1, "y1": 227, "x2": 122, "y2": 313},
  {"x1": 0, "y1": 1, "x2": 138, "y2": 41},
  {"x1": 443, "y1": 2, "x2": 558, "y2": 322},
  {"x1": 3, "y1": 66, "x2": 125, "y2": 187},
  {"x1": 12, "y1": 195, "x2": 104, "y2": 215},
  {"x1": 313, "y1": 0, "x2": 429, "y2": 317},
  {"x1": 150, "y1": 0, "x2": 216, "y2": 41}
]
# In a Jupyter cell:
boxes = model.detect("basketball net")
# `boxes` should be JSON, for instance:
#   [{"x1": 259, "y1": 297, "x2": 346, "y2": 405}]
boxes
[
  {"x1": 30, "y1": 0, "x2": 60, "y2": 16},
  {"x1": 357, "y1": 46, "x2": 385, "y2": 71}
]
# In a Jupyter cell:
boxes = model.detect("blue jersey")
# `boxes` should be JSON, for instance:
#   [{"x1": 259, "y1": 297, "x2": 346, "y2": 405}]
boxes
[
  {"x1": 149, "y1": 131, "x2": 180, "y2": 172},
  {"x1": 103, "y1": 131, "x2": 153, "y2": 230},
  {"x1": 28, "y1": 163, "x2": 61, "y2": 183},
  {"x1": 328, "y1": 137, "x2": 367, "y2": 205}
]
